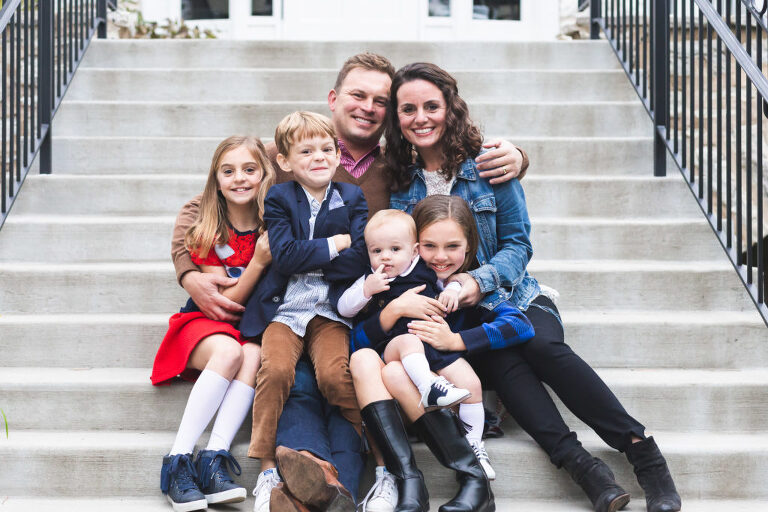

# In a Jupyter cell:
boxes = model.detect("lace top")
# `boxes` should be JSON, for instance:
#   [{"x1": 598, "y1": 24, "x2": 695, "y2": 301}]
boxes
[{"x1": 423, "y1": 169, "x2": 455, "y2": 196}]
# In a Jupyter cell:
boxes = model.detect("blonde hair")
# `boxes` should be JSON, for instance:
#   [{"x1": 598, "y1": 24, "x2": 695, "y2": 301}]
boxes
[
  {"x1": 334, "y1": 52, "x2": 395, "y2": 90},
  {"x1": 365, "y1": 209, "x2": 417, "y2": 243},
  {"x1": 411, "y1": 195, "x2": 479, "y2": 274},
  {"x1": 185, "y1": 136, "x2": 276, "y2": 259},
  {"x1": 274, "y1": 111, "x2": 338, "y2": 156}
]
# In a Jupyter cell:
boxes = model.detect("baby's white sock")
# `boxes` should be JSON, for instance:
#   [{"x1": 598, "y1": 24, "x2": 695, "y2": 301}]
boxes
[
  {"x1": 459, "y1": 402, "x2": 485, "y2": 444},
  {"x1": 169, "y1": 369, "x2": 230, "y2": 455},
  {"x1": 206, "y1": 379, "x2": 255, "y2": 452},
  {"x1": 401, "y1": 353, "x2": 434, "y2": 393}
]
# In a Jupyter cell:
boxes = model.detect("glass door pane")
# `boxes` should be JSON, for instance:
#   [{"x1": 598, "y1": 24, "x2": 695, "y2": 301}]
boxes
[
  {"x1": 252, "y1": 0, "x2": 273, "y2": 16},
  {"x1": 429, "y1": 0, "x2": 451, "y2": 16},
  {"x1": 472, "y1": 0, "x2": 520, "y2": 20},
  {"x1": 182, "y1": 0, "x2": 229, "y2": 20}
]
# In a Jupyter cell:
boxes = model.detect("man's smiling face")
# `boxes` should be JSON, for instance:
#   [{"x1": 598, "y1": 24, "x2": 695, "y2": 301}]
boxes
[{"x1": 328, "y1": 67, "x2": 391, "y2": 150}]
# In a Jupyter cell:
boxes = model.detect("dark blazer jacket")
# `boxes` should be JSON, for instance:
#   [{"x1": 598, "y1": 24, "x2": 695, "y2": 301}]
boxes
[{"x1": 239, "y1": 180, "x2": 369, "y2": 338}]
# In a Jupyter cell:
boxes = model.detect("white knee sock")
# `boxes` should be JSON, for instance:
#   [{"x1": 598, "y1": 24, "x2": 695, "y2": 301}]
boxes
[
  {"x1": 401, "y1": 353, "x2": 434, "y2": 394},
  {"x1": 459, "y1": 402, "x2": 485, "y2": 444},
  {"x1": 206, "y1": 379, "x2": 255, "y2": 452},
  {"x1": 169, "y1": 369, "x2": 230, "y2": 455}
]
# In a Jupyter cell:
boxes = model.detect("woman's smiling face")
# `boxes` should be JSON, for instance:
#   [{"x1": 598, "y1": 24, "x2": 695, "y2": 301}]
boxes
[
  {"x1": 396, "y1": 79, "x2": 447, "y2": 154},
  {"x1": 418, "y1": 218, "x2": 469, "y2": 280}
]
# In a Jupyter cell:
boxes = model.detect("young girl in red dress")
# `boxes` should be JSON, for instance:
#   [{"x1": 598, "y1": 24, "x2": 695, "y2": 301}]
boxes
[{"x1": 151, "y1": 135, "x2": 275, "y2": 512}]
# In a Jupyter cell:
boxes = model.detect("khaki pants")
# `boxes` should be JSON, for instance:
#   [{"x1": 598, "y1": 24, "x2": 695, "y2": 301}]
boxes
[{"x1": 248, "y1": 316, "x2": 361, "y2": 459}]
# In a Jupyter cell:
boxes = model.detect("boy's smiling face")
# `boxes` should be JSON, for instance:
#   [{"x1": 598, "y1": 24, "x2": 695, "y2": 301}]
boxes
[{"x1": 277, "y1": 135, "x2": 340, "y2": 201}]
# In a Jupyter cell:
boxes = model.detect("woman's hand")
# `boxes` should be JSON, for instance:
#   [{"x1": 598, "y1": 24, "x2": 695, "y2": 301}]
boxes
[
  {"x1": 252, "y1": 231, "x2": 272, "y2": 267},
  {"x1": 475, "y1": 139, "x2": 525, "y2": 184},
  {"x1": 408, "y1": 315, "x2": 466, "y2": 351},
  {"x1": 449, "y1": 273, "x2": 483, "y2": 307}
]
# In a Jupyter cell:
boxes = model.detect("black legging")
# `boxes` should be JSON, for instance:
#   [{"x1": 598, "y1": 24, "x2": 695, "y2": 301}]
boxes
[{"x1": 469, "y1": 295, "x2": 646, "y2": 467}]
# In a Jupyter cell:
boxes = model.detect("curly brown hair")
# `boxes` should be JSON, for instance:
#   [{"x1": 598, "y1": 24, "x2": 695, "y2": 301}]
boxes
[{"x1": 384, "y1": 62, "x2": 483, "y2": 191}]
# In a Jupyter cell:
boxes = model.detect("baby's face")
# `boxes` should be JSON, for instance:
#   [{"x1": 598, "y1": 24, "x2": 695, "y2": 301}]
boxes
[{"x1": 366, "y1": 219, "x2": 418, "y2": 279}]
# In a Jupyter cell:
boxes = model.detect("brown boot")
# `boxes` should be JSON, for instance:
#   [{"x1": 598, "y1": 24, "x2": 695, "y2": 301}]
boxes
[
  {"x1": 275, "y1": 446, "x2": 355, "y2": 512},
  {"x1": 270, "y1": 483, "x2": 314, "y2": 512}
]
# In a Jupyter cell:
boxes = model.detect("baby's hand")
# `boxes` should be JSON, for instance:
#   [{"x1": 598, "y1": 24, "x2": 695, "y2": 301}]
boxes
[
  {"x1": 364, "y1": 265, "x2": 391, "y2": 298},
  {"x1": 438, "y1": 288, "x2": 460, "y2": 313}
]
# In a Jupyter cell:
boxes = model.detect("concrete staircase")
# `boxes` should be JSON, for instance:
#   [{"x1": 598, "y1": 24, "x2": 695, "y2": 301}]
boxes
[{"x1": 1, "y1": 40, "x2": 766, "y2": 511}]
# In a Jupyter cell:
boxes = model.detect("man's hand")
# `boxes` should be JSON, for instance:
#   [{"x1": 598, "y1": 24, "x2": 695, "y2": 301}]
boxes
[
  {"x1": 180, "y1": 271, "x2": 245, "y2": 322},
  {"x1": 364, "y1": 265, "x2": 391, "y2": 298},
  {"x1": 408, "y1": 315, "x2": 465, "y2": 351},
  {"x1": 475, "y1": 139, "x2": 524, "y2": 184},
  {"x1": 449, "y1": 273, "x2": 484, "y2": 308}
]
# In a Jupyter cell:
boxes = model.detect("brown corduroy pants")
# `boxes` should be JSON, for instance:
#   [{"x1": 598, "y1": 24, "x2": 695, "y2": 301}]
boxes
[{"x1": 248, "y1": 316, "x2": 361, "y2": 459}]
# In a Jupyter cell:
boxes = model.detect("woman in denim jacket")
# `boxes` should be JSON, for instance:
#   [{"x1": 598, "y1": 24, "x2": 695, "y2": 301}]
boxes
[{"x1": 350, "y1": 63, "x2": 680, "y2": 512}]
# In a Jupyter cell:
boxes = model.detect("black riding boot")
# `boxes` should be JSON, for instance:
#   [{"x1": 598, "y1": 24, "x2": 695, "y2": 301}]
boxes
[
  {"x1": 625, "y1": 437, "x2": 681, "y2": 512},
  {"x1": 562, "y1": 446, "x2": 630, "y2": 512},
  {"x1": 413, "y1": 409, "x2": 494, "y2": 512},
  {"x1": 361, "y1": 400, "x2": 429, "y2": 512}
]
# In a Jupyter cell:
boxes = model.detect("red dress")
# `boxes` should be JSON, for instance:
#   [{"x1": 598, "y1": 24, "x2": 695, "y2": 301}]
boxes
[{"x1": 150, "y1": 228, "x2": 257, "y2": 386}]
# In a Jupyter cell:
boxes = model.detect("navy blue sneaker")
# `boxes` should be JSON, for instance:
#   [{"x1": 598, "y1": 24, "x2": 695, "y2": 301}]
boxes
[
  {"x1": 194, "y1": 449, "x2": 247, "y2": 505},
  {"x1": 160, "y1": 453, "x2": 208, "y2": 512}
]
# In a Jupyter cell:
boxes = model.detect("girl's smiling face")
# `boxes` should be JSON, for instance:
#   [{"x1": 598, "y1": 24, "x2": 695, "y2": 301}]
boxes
[
  {"x1": 418, "y1": 218, "x2": 470, "y2": 280},
  {"x1": 216, "y1": 145, "x2": 263, "y2": 206}
]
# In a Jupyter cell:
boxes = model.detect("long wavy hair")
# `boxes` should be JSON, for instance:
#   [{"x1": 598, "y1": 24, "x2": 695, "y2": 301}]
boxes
[
  {"x1": 384, "y1": 63, "x2": 483, "y2": 191},
  {"x1": 412, "y1": 195, "x2": 479, "y2": 274},
  {"x1": 185, "y1": 136, "x2": 276, "y2": 259}
]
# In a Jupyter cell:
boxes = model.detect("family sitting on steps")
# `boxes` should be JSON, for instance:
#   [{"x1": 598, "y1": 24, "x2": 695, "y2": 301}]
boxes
[{"x1": 150, "y1": 53, "x2": 682, "y2": 512}]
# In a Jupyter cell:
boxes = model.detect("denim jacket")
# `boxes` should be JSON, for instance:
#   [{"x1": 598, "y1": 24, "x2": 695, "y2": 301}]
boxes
[{"x1": 389, "y1": 157, "x2": 541, "y2": 312}]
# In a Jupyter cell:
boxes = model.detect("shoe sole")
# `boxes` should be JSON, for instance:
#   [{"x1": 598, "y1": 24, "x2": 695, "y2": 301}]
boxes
[
  {"x1": 166, "y1": 494, "x2": 208, "y2": 512},
  {"x1": 275, "y1": 449, "x2": 355, "y2": 512},
  {"x1": 204, "y1": 487, "x2": 246, "y2": 504},
  {"x1": 270, "y1": 486, "x2": 308, "y2": 512},
  {"x1": 608, "y1": 493, "x2": 631, "y2": 512}
]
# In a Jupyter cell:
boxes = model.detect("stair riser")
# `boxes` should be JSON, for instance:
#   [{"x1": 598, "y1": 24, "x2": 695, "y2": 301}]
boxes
[
  {"x1": 2, "y1": 316, "x2": 764, "y2": 369},
  {"x1": 0, "y1": 219, "x2": 723, "y2": 263},
  {"x1": 0, "y1": 266, "x2": 750, "y2": 313},
  {"x1": 68, "y1": 69, "x2": 635, "y2": 102},
  {"x1": 0, "y1": 436, "x2": 761, "y2": 499},
  {"x1": 82, "y1": 40, "x2": 622, "y2": 70},
  {"x1": 3, "y1": 374, "x2": 766, "y2": 432},
  {"x1": 49, "y1": 137, "x2": 654, "y2": 176},
  {"x1": 11, "y1": 175, "x2": 698, "y2": 218},
  {"x1": 52, "y1": 102, "x2": 651, "y2": 137}
]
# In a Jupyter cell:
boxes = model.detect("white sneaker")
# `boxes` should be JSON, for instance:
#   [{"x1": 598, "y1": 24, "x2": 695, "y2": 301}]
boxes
[
  {"x1": 470, "y1": 440, "x2": 496, "y2": 480},
  {"x1": 252, "y1": 468, "x2": 281, "y2": 512},
  {"x1": 361, "y1": 466, "x2": 398, "y2": 512},
  {"x1": 420, "y1": 376, "x2": 471, "y2": 411}
]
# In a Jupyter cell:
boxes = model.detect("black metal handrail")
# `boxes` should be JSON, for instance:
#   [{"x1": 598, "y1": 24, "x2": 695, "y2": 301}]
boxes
[
  {"x1": 1, "y1": 0, "x2": 109, "y2": 230},
  {"x1": 592, "y1": 0, "x2": 768, "y2": 326}
]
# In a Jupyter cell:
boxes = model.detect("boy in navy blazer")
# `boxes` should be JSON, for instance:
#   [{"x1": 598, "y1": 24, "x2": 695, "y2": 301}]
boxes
[{"x1": 243, "y1": 112, "x2": 368, "y2": 506}]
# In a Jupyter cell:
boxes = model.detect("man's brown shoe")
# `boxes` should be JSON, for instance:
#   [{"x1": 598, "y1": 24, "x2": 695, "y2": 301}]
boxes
[
  {"x1": 275, "y1": 446, "x2": 355, "y2": 512},
  {"x1": 270, "y1": 483, "x2": 313, "y2": 512}
]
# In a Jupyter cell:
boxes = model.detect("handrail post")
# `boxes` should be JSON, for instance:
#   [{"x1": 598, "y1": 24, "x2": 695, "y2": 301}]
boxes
[
  {"x1": 98, "y1": 0, "x2": 107, "y2": 38},
  {"x1": 39, "y1": 0, "x2": 53, "y2": 174},
  {"x1": 591, "y1": 0, "x2": 601, "y2": 39},
  {"x1": 652, "y1": 0, "x2": 669, "y2": 176}
]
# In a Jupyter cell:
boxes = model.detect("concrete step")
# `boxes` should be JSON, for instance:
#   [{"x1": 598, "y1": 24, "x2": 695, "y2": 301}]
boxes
[
  {"x1": 52, "y1": 101, "x2": 651, "y2": 138},
  {"x1": 527, "y1": 259, "x2": 756, "y2": 312},
  {"x1": 0, "y1": 498, "x2": 764, "y2": 512},
  {"x1": 0, "y1": 215, "x2": 724, "y2": 263},
  {"x1": 67, "y1": 68, "x2": 636, "y2": 102},
  {"x1": 0, "y1": 260, "x2": 753, "y2": 314},
  {"x1": 81, "y1": 40, "x2": 622, "y2": 71},
  {"x1": 1, "y1": 311, "x2": 764, "y2": 370},
  {"x1": 10, "y1": 174, "x2": 700, "y2": 218},
  {"x1": 3, "y1": 367, "x2": 767, "y2": 432},
  {"x1": 47, "y1": 136, "x2": 655, "y2": 176},
  {"x1": 0, "y1": 429, "x2": 764, "y2": 499}
]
